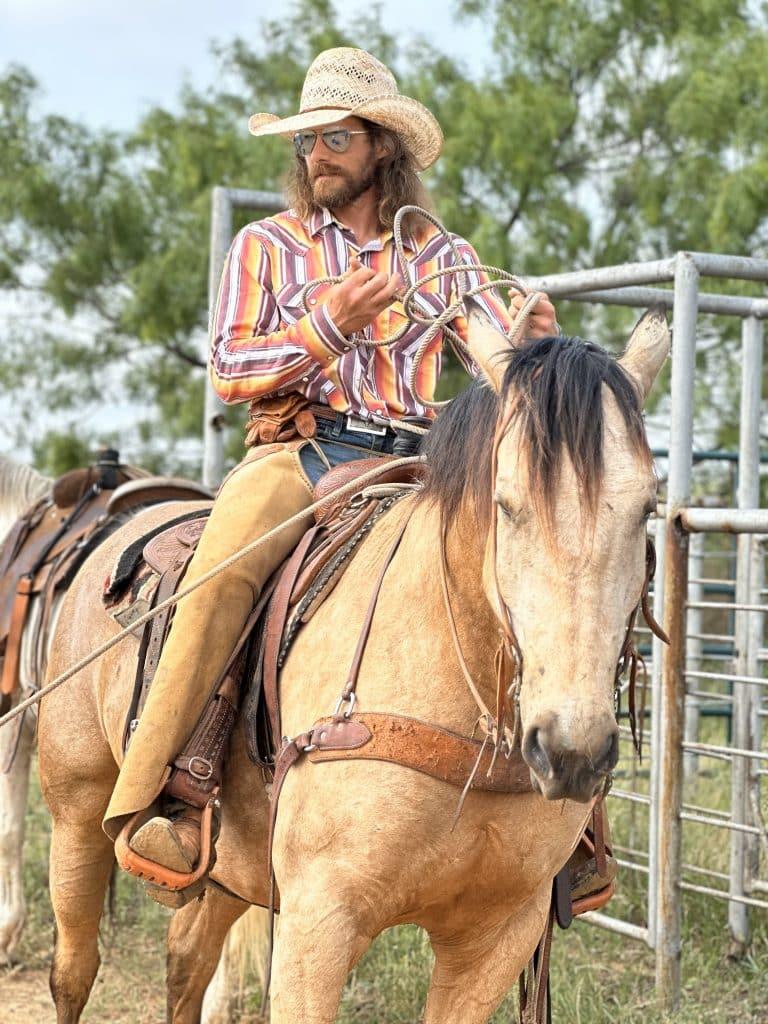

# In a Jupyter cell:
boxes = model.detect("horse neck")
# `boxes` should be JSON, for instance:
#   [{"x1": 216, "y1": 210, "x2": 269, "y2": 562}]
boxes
[{"x1": 396, "y1": 498, "x2": 502, "y2": 723}]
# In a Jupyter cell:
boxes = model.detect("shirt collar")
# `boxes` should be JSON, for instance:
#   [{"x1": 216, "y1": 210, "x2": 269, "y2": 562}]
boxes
[{"x1": 307, "y1": 206, "x2": 416, "y2": 254}]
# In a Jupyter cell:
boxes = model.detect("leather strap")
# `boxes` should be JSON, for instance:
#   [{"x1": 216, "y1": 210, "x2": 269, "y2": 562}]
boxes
[
  {"x1": 263, "y1": 526, "x2": 320, "y2": 744},
  {"x1": 337, "y1": 512, "x2": 411, "y2": 708},
  {"x1": 307, "y1": 712, "x2": 534, "y2": 793},
  {"x1": 138, "y1": 557, "x2": 192, "y2": 714},
  {"x1": 0, "y1": 577, "x2": 33, "y2": 703},
  {"x1": 0, "y1": 708, "x2": 27, "y2": 774},
  {"x1": 519, "y1": 903, "x2": 554, "y2": 1024}
]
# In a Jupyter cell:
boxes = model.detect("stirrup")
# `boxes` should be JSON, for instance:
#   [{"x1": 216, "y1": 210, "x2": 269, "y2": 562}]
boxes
[
  {"x1": 114, "y1": 790, "x2": 220, "y2": 902},
  {"x1": 571, "y1": 829, "x2": 616, "y2": 917}
]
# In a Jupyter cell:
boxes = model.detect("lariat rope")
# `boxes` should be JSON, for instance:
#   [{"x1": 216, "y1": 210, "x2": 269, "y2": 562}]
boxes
[
  {"x1": 300, "y1": 204, "x2": 546, "y2": 409},
  {"x1": 0, "y1": 457, "x2": 425, "y2": 731}
]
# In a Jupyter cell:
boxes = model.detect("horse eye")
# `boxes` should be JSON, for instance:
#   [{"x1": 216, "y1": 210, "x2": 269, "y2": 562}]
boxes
[{"x1": 495, "y1": 495, "x2": 518, "y2": 521}]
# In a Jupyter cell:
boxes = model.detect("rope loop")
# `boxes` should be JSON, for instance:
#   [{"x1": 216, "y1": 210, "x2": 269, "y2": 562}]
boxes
[{"x1": 298, "y1": 204, "x2": 543, "y2": 410}]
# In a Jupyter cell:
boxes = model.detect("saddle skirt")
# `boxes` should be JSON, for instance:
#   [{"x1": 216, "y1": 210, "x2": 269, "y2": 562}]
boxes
[{"x1": 0, "y1": 452, "x2": 212, "y2": 772}]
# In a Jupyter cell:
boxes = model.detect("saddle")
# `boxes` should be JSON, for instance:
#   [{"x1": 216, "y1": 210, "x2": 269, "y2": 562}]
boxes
[
  {"x1": 0, "y1": 448, "x2": 213, "y2": 743},
  {"x1": 111, "y1": 453, "x2": 426, "y2": 902}
]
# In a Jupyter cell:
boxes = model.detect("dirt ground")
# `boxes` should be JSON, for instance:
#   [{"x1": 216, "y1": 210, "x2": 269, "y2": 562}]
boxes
[{"x1": 0, "y1": 963, "x2": 166, "y2": 1023}]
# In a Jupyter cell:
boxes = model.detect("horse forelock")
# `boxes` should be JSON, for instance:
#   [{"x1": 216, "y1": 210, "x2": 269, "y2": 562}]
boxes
[{"x1": 419, "y1": 335, "x2": 651, "y2": 534}]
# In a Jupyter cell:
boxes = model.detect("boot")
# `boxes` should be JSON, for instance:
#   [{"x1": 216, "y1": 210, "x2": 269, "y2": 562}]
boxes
[
  {"x1": 568, "y1": 799, "x2": 617, "y2": 906},
  {"x1": 129, "y1": 804, "x2": 202, "y2": 872}
]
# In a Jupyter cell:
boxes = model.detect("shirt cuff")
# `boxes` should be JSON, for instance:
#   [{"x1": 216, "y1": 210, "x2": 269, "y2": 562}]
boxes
[{"x1": 295, "y1": 305, "x2": 351, "y2": 365}]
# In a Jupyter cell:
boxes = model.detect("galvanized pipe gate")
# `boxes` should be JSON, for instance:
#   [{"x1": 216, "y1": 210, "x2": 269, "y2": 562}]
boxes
[{"x1": 205, "y1": 188, "x2": 768, "y2": 1010}]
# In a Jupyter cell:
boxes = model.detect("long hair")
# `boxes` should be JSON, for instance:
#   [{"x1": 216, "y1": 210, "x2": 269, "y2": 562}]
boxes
[{"x1": 284, "y1": 120, "x2": 433, "y2": 237}]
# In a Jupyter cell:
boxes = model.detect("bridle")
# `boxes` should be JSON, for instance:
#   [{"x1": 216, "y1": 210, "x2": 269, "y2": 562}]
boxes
[{"x1": 439, "y1": 396, "x2": 670, "y2": 809}]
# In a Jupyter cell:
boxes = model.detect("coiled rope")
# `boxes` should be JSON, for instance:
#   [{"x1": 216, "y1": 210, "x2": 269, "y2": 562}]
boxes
[{"x1": 299, "y1": 204, "x2": 545, "y2": 409}]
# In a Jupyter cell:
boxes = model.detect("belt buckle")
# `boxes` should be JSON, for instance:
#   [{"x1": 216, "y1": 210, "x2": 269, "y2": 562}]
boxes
[{"x1": 345, "y1": 414, "x2": 387, "y2": 437}]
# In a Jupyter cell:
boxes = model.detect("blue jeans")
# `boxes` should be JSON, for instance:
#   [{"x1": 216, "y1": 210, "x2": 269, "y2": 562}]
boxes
[{"x1": 299, "y1": 435, "x2": 386, "y2": 486}]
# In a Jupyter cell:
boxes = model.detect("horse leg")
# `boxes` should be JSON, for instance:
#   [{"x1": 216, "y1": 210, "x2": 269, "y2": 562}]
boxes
[
  {"x1": 0, "y1": 714, "x2": 34, "y2": 965},
  {"x1": 269, "y1": 887, "x2": 374, "y2": 1024},
  {"x1": 200, "y1": 907, "x2": 271, "y2": 1024},
  {"x1": 422, "y1": 895, "x2": 550, "y2": 1024},
  {"x1": 167, "y1": 887, "x2": 248, "y2": 1024},
  {"x1": 46, "y1": 802, "x2": 115, "y2": 1023}
]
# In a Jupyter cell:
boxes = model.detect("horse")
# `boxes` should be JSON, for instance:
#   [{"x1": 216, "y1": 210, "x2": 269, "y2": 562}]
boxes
[
  {"x1": 0, "y1": 456, "x2": 51, "y2": 965},
  {"x1": 36, "y1": 304, "x2": 669, "y2": 1023},
  {"x1": 0, "y1": 455, "x2": 263, "y2": 1020}
]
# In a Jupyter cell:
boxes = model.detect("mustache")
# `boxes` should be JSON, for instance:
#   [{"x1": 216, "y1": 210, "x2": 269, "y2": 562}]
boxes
[{"x1": 311, "y1": 164, "x2": 347, "y2": 180}]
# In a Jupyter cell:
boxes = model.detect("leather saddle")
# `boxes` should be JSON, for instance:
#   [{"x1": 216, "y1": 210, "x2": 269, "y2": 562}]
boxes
[
  {"x1": 114, "y1": 456, "x2": 427, "y2": 764},
  {"x1": 0, "y1": 449, "x2": 213, "y2": 731}
]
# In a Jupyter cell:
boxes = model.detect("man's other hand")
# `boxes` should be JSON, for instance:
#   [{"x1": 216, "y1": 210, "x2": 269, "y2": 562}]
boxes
[
  {"x1": 324, "y1": 258, "x2": 402, "y2": 337},
  {"x1": 508, "y1": 290, "x2": 559, "y2": 339}
]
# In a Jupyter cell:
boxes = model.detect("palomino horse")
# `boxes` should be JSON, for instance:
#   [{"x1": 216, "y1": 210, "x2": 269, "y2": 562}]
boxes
[
  {"x1": 0, "y1": 456, "x2": 260, "y2": 1021},
  {"x1": 37, "y1": 305, "x2": 669, "y2": 1023}
]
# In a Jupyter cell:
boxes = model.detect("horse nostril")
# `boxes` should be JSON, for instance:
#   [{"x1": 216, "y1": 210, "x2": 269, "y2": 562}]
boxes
[
  {"x1": 522, "y1": 726, "x2": 552, "y2": 779},
  {"x1": 595, "y1": 730, "x2": 619, "y2": 773}
]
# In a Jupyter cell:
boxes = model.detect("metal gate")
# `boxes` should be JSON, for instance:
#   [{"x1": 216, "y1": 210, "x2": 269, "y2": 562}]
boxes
[{"x1": 205, "y1": 188, "x2": 768, "y2": 1010}]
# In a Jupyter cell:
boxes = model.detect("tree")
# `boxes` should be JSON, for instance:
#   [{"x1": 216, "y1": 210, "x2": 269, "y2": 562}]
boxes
[{"x1": 1, "y1": 0, "x2": 766, "y2": 475}]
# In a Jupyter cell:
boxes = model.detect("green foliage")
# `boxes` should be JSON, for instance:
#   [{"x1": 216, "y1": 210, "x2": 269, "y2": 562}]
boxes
[
  {"x1": 1, "y1": 0, "x2": 767, "y2": 474},
  {"x1": 31, "y1": 430, "x2": 99, "y2": 476}
]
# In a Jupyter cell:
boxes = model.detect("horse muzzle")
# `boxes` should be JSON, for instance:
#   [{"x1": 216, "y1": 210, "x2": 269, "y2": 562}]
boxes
[{"x1": 521, "y1": 711, "x2": 619, "y2": 803}]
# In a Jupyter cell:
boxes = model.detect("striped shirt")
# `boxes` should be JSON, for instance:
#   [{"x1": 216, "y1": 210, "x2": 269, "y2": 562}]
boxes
[{"x1": 210, "y1": 207, "x2": 511, "y2": 421}]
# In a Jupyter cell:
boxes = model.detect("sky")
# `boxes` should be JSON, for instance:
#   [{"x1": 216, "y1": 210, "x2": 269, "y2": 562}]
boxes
[{"x1": 1, "y1": 0, "x2": 491, "y2": 131}]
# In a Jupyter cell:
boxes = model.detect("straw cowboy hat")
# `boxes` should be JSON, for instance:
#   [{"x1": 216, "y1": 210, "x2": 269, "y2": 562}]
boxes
[{"x1": 248, "y1": 47, "x2": 443, "y2": 171}]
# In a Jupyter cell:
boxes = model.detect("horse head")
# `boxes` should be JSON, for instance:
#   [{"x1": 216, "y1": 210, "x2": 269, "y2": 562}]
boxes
[{"x1": 462, "y1": 303, "x2": 669, "y2": 802}]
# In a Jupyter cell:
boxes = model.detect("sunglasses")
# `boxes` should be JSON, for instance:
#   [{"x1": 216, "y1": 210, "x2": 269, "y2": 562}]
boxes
[{"x1": 293, "y1": 127, "x2": 369, "y2": 157}]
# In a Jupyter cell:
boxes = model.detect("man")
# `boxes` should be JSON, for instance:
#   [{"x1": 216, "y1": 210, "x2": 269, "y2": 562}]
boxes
[{"x1": 102, "y1": 46, "x2": 558, "y2": 881}]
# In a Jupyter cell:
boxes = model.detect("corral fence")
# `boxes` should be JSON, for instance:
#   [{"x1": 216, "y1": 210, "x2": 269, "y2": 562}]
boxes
[{"x1": 204, "y1": 187, "x2": 768, "y2": 1011}]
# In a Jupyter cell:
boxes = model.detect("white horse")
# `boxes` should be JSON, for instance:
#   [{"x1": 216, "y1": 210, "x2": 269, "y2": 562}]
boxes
[{"x1": 0, "y1": 454, "x2": 264, "y2": 1019}]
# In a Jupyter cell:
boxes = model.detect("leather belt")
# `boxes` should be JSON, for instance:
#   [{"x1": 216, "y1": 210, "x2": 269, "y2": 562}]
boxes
[{"x1": 309, "y1": 403, "x2": 393, "y2": 436}]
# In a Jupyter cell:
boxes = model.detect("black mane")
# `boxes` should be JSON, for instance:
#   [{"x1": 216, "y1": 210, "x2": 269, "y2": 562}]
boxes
[{"x1": 419, "y1": 335, "x2": 649, "y2": 532}]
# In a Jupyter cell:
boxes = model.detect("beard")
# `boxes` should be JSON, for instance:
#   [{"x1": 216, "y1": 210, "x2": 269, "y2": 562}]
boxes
[{"x1": 310, "y1": 163, "x2": 377, "y2": 210}]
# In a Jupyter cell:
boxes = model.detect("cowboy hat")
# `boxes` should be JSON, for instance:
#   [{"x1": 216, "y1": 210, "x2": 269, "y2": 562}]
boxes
[{"x1": 248, "y1": 47, "x2": 443, "y2": 171}]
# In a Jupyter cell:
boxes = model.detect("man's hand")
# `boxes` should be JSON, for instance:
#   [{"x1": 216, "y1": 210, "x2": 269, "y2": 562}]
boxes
[
  {"x1": 324, "y1": 258, "x2": 402, "y2": 337},
  {"x1": 508, "y1": 290, "x2": 559, "y2": 339}
]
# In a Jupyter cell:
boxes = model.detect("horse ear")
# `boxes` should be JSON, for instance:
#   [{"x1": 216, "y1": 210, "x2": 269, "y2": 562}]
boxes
[
  {"x1": 618, "y1": 305, "x2": 671, "y2": 405},
  {"x1": 464, "y1": 297, "x2": 512, "y2": 393}
]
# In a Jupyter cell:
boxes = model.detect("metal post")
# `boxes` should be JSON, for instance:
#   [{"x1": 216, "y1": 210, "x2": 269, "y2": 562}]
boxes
[
  {"x1": 656, "y1": 252, "x2": 698, "y2": 1009},
  {"x1": 684, "y1": 532, "x2": 705, "y2": 778},
  {"x1": 648, "y1": 515, "x2": 666, "y2": 949},
  {"x1": 746, "y1": 537, "x2": 765, "y2": 895},
  {"x1": 729, "y1": 316, "x2": 763, "y2": 954},
  {"x1": 203, "y1": 186, "x2": 233, "y2": 489}
]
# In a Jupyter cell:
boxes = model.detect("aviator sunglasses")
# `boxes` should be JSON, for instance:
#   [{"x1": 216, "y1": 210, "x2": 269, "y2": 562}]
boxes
[{"x1": 293, "y1": 127, "x2": 369, "y2": 157}]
